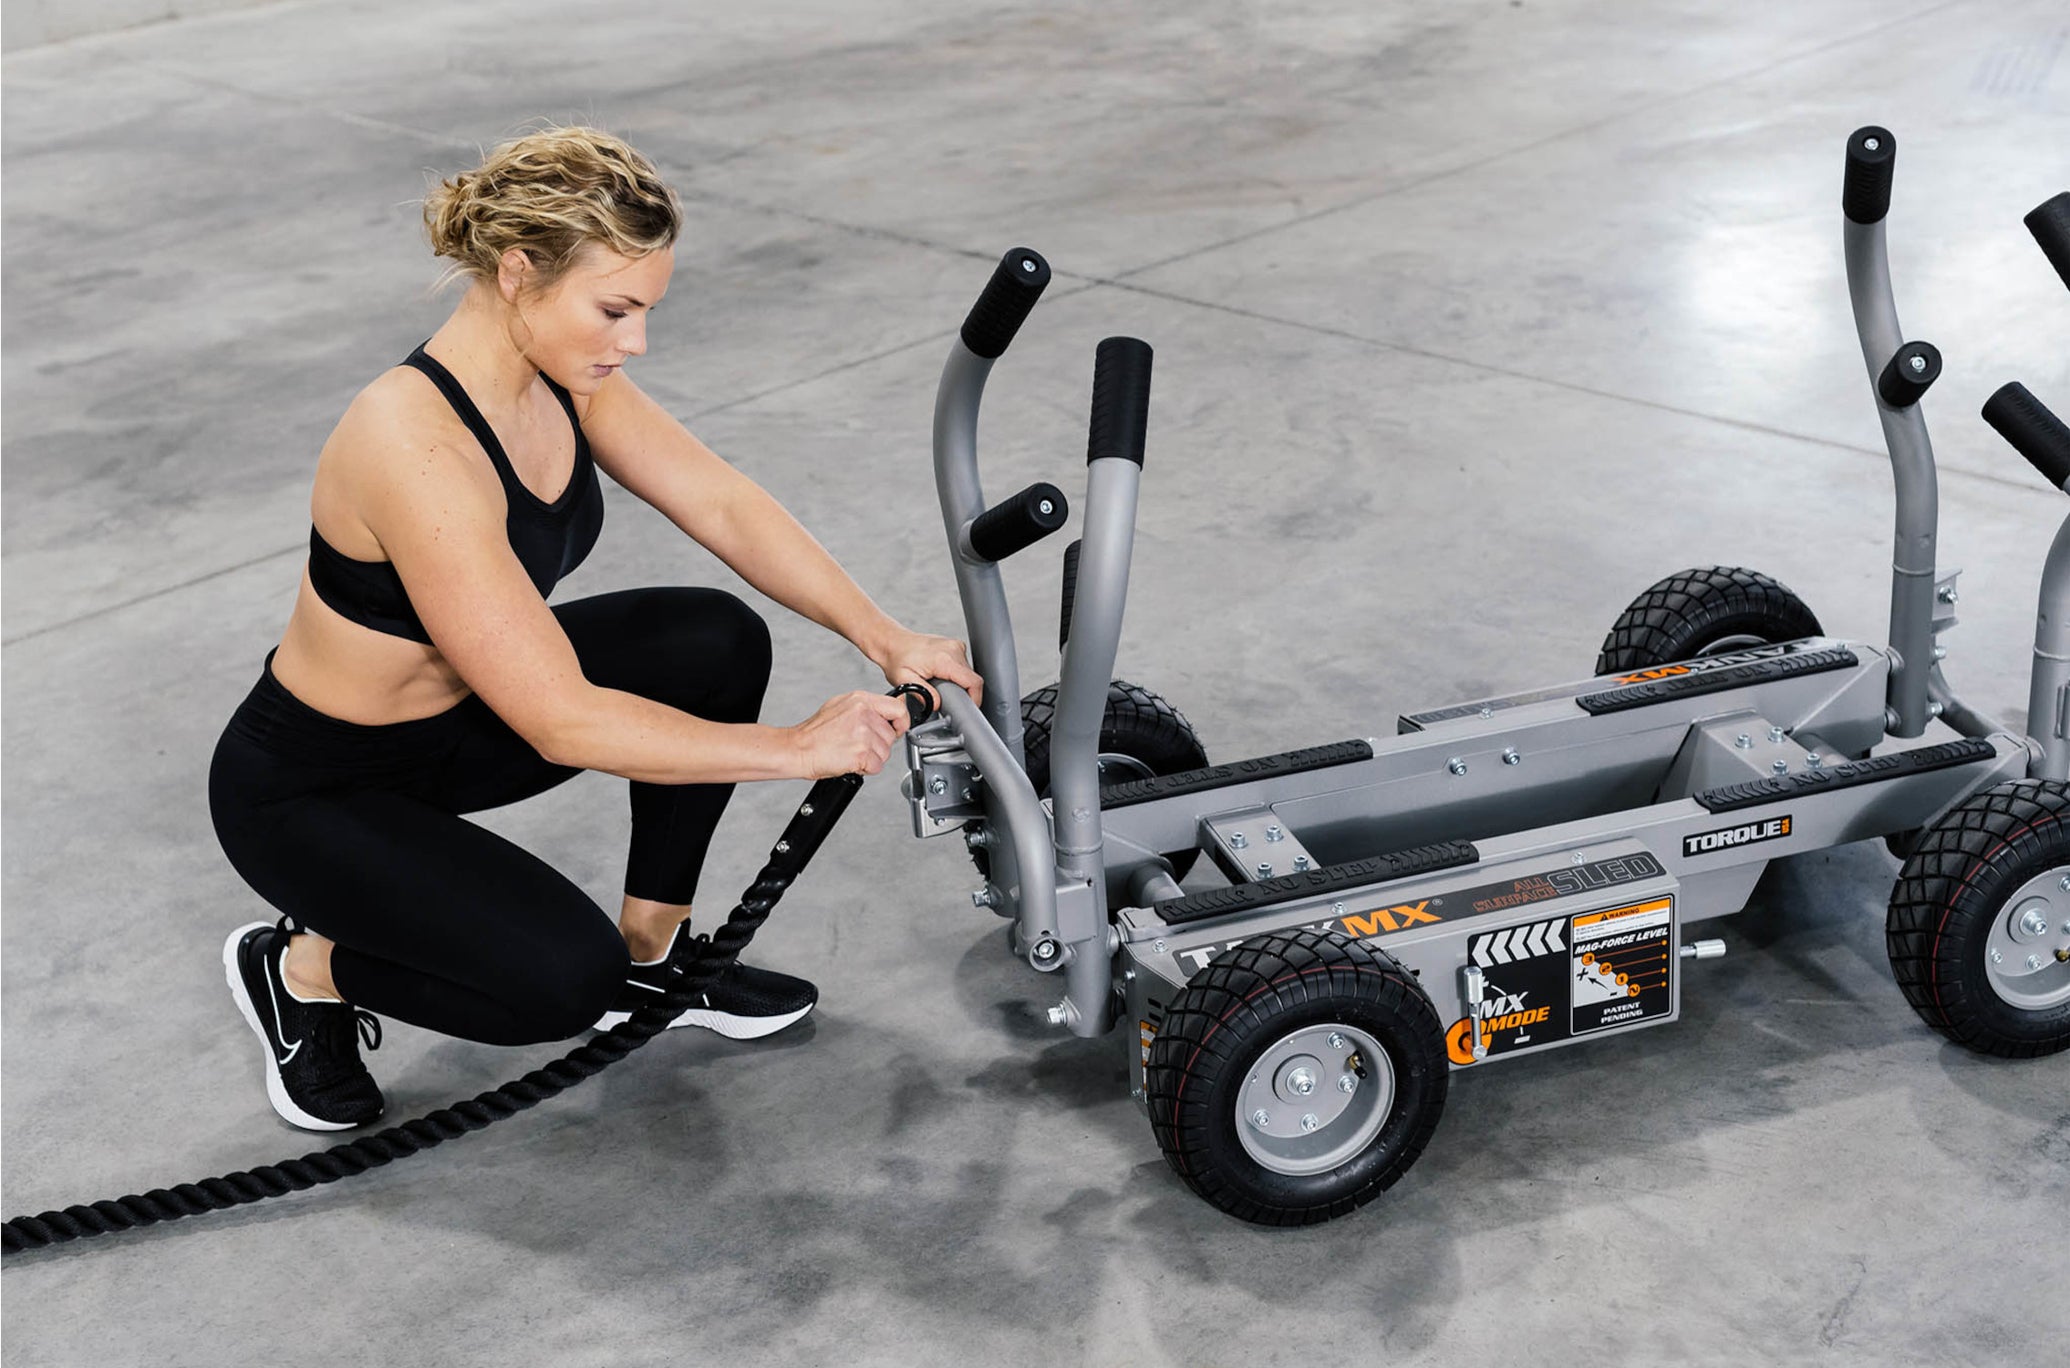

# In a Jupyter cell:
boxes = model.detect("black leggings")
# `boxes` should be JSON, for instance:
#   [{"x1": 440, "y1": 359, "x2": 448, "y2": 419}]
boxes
[{"x1": 208, "y1": 586, "x2": 772, "y2": 1046}]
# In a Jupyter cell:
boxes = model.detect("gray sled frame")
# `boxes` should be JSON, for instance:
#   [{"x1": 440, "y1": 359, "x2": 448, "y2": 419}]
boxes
[{"x1": 901, "y1": 164, "x2": 2069, "y2": 1099}]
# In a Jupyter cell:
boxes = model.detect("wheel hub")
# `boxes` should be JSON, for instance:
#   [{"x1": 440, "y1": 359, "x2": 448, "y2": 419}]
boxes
[
  {"x1": 1236, "y1": 1024, "x2": 1394, "y2": 1176},
  {"x1": 1986, "y1": 866, "x2": 2070, "y2": 1011}
]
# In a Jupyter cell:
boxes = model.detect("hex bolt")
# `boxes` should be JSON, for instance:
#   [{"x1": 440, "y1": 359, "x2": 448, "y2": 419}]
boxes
[
  {"x1": 1337, "y1": 1074, "x2": 1357, "y2": 1095},
  {"x1": 1251, "y1": 1109, "x2": 1272, "y2": 1130},
  {"x1": 1772, "y1": 759, "x2": 1790, "y2": 774},
  {"x1": 1991, "y1": 948, "x2": 2005, "y2": 964},
  {"x1": 1287, "y1": 1068, "x2": 1317, "y2": 1097},
  {"x1": 800, "y1": 803, "x2": 815, "y2": 817},
  {"x1": 1327, "y1": 1033, "x2": 1346, "y2": 1050},
  {"x1": 1909, "y1": 353, "x2": 1928, "y2": 374},
  {"x1": 1256, "y1": 862, "x2": 1274, "y2": 878},
  {"x1": 1768, "y1": 725, "x2": 1786, "y2": 743},
  {"x1": 775, "y1": 840, "x2": 791, "y2": 854},
  {"x1": 1230, "y1": 831, "x2": 1249, "y2": 850},
  {"x1": 1300, "y1": 1114, "x2": 1321, "y2": 1133},
  {"x1": 1033, "y1": 938, "x2": 1057, "y2": 961},
  {"x1": 972, "y1": 887, "x2": 995, "y2": 908},
  {"x1": 1735, "y1": 733, "x2": 1754, "y2": 749},
  {"x1": 1153, "y1": 939, "x2": 1167, "y2": 953},
  {"x1": 1447, "y1": 757, "x2": 1468, "y2": 776},
  {"x1": 2020, "y1": 909, "x2": 2051, "y2": 938},
  {"x1": 928, "y1": 776, "x2": 948, "y2": 796},
  {"x1": 1037, "y1": 499, "x2": 1055, "y2": 516},
  {"x1": 1937, "y1": 585, "x2": 1959, "y2": 604},
  {"x1": 1265, "y1": 824, "x2": 1285, "y2": 842},
  {"x1": 1332, "y1": 903, "x2": 1347, "y2": 915},
  {"x1": 1293, "y1": 856, "x2": 1311, "y2": 871},
  {"x1": 2027, "y1": 954, "x2": 2046, "y2": 971},
  {"x1": 1046, "y1": 1002, "x2": 1069, "y2": 1026},
  {"x1": 2060, "y1": 875, "x2": 2070, "y2": 892},
  {"x1": 1806, "y1": 753, "x2": 1823, "y2": 769},
  {"x1": 1932, "y1": 645, "x2": 1947, "y2": 661},
  {"x1": 1928, "y1": 701, "x2": 1945, "y2": 718},
  {"x1": 1478, "y1": 706, "x2": 1493, "y2": 719},
  {"x1": 1502, "y1": 748, "x2": 1521, "y2": 766}
]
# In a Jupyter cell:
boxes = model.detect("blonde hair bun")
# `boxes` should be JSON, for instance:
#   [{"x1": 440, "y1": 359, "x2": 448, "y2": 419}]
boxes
[{"x1": 423, "y1": 125, "x2": 681, "y2": 292}]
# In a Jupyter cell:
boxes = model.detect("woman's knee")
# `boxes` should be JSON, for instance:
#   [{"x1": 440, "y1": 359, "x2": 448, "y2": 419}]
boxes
[
  {"x1": 515, "y1": 925, "x2": 629, "y2": 1042},
  {"x1": 663, "y1": 588, "x2": 771, "y2": 722}
]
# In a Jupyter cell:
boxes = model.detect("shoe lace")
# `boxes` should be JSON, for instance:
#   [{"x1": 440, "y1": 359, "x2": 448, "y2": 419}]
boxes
[{"x1": 313, "y1": 1005, "x2": 383, "y2": 1059}]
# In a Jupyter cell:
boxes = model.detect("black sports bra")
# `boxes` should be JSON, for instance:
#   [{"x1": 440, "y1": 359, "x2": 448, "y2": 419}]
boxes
[{"x1": 306, "y1": 342, "x2": 605, "y2": 645}]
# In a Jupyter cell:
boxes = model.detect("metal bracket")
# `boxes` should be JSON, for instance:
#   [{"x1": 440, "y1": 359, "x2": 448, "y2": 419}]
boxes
[
  {"x1": 1932, "y1": 566, "x2": 1963, "y2": 635},
  {"x1": 1202, "y1": 807, "x2": 1319, "y2": 883},
  {"x1": 903, "y1": 728, "x2": 985, "y2": 837}
]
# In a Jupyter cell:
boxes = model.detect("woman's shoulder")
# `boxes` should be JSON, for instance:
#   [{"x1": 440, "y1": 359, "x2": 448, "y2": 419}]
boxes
[{"x1": 322, "y1": 363, "x2": 487, "y2": 480}]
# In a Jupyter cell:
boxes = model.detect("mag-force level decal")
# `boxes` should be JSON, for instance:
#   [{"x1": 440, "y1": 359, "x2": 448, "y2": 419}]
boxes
[
  {"x1": 1571, "y1": 897, "x2": 1674, "y2": 1034},
  {"x1": 1445, "y1": 894, "x2": 1679, "y2": 1064}
]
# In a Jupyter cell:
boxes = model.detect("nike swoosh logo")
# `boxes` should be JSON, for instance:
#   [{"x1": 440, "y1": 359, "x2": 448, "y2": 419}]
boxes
[{"x1": 263, "y1": 954, "x2": 304, "y2": 1064}]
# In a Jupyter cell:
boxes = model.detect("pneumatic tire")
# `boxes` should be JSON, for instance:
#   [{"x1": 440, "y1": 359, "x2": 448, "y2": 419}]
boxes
[
  {"x1": 970, "y1": 679, "x2": 1208, "y2": 879},
  {"x1": 1886, "y1": 779, "x2": 2070, "y2": 1058},
  {"x1": 1595, "y1": 566, "x2": 1824, "y2": 675},
  {"x1": 1145, "y1": 930, "x2": 1448, "y2": 1226}
]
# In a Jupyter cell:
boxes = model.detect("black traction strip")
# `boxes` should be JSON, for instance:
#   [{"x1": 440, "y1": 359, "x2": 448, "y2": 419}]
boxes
[
  {"x1": 1694, "y1": 738, "x2": 2000, "y2": 813},
  {"x1": 1575, "y1": 647, "x2": 1860, "y2": 716},
  {"x1": 1101, "y1": 739, "x2": 1374, "y2": 809},
  {"x1": 1152, "y1": 841, "x2": 1480, "y2": 926}
]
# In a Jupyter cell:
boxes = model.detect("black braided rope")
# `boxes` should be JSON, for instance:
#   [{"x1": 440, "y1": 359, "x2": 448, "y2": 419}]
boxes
[{"x1": 1, "y1": 771, "x2": 868, "y2": 1258}]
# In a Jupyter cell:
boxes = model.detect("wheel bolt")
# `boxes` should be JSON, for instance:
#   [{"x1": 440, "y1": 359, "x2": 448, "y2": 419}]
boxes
[
  {"x1": 1772, "y1": 759, "x2": 1790, "y2": 774},
  {"x1": 1991, "y1": 948, "x2": 2004, "y2": 964},
  {"x1": 1287, "y1": 1067, "x2": 1316, "y2": 1096},
  {"x1": 2020, "y1": 909, "x2": 2051, "y2": 938},
  {"x1": 1337, "y1": 1074, "x2": 1357, "y2": 1094},
  {"x1": 1327, "y1": 1033, "x2": 1346, "y2": 1049},
  {"x1": 1251, "y1": 1109, "x2": 1272, "y2": 1130},
  {"x1": 1300, "y1": 1113, "x2": 1321, "y2": 1133},
  {"x1": 1735, "y1": 733, "x2": 1753, "y2": 749},
  {"x1": 2028, "y1": 954, "x2": 2046, "y2": 971}
]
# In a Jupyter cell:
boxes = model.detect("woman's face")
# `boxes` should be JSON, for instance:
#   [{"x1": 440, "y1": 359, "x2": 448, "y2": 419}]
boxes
[{"x1": 511, "y1": 242, "x2": 674, "y2": 393}]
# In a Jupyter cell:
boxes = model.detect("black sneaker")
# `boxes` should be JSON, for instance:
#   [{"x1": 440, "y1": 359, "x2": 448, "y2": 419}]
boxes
[
  {"x1": 223, "y1": 919, "x2": 385, "y2": 1131},
  {"x1": 592, "y1": 923, "x2": 817, "y2": 1039}
]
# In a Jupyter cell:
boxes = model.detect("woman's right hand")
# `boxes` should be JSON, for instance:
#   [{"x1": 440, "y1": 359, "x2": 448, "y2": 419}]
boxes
[{"x1": 789, "y1": 690, "x2": 914, "y2": 778}]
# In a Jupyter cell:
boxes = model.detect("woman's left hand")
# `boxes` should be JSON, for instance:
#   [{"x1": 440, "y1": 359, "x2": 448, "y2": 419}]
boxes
[{"x1": 875, "y1": 628, "x2": 983, "y2": 710}]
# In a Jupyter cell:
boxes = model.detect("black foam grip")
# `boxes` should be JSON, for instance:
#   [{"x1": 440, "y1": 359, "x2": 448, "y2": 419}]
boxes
[
  {"x1": 960, "y1": 248, "x2": 1051, "y2": 359},
  {"x1": 1983, "y1": 382, "x2": 2070, "y2": 492},
  {"x1": 1877, "y1": 340, "x2": 1942, "y2": 409},
  {"x1": 1086, "y1": 337, "x2": 1153, "y2": 467},
  {"x1": 2025, "y1": 192, "x2": 2070, "y2": 293},
  {"x1": 1843, "y1": 126, "x2": 1896, "y2": 225},
  {"x1": 1059, "y1": 538, "x2": 1082, "y2": 651},
  {"x1": 968, "y1": 481, "x2": 1068, "y2": 563}
]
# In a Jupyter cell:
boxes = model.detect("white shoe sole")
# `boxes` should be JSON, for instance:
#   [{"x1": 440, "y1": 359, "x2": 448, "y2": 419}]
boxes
[
  {"x1": 592, "y1": 1000, "x2": 814, "y2": 1040},
  {"x1": 222, "y1": 921, "x2": 368, "y2": 1133}
]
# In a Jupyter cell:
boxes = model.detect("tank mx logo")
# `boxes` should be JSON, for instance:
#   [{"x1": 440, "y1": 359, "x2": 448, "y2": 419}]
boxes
[{"x1": 1682, "y1": 814, "x2": 1792, "y2": 858}]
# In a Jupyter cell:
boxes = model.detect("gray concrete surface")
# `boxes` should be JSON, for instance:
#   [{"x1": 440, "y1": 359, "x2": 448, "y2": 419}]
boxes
[{"x1": 4, "y1": 1, "x2": 2067, "y2": 1364}]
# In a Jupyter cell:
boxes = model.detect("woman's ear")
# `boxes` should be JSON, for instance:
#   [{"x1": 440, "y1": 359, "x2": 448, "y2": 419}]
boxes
[{"x1": 495, "y1": 248, "x2": 533, "y2": 304}]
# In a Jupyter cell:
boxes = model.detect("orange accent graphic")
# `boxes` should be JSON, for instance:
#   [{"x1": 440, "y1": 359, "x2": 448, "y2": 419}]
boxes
[
  {"x1": 1338, "y1": 901, "x2": 1442, "y2": 938},
  {"x1": 1613, "y1": 665, "x2": 1693, "y2": 684}
]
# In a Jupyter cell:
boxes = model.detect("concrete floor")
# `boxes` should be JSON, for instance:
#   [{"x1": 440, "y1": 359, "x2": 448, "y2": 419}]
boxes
[{"x1": 5, "y1": 1, "x2": 2068, "y2": 1363}]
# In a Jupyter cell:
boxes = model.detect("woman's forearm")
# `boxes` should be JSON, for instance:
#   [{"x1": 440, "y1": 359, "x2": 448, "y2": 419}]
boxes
[{"x1": 542, "y1": 684, "x2": 802, "y2": 785}]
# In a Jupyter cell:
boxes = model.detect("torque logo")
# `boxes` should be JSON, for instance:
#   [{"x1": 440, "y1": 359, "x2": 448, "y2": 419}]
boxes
[{"x1": 1682, "y1": 814, "x2": 1792, "y2": 858}]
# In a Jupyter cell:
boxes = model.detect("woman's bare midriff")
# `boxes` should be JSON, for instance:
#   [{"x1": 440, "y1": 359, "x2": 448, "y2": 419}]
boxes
[{"x1": 270, "y1": 568, "x2": 476, "y2": 725}]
